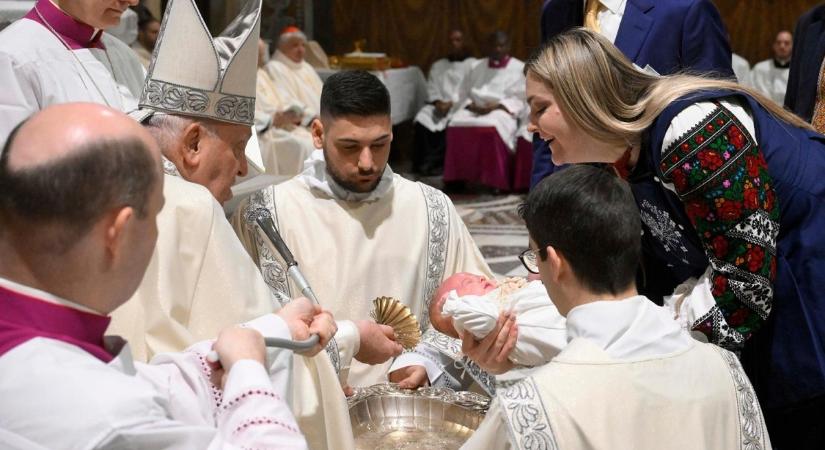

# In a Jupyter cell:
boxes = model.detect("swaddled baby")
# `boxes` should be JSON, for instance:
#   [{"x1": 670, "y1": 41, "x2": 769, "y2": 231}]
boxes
[{"x1": 429, "y1": 272, "x2": 567, "y2": 367}]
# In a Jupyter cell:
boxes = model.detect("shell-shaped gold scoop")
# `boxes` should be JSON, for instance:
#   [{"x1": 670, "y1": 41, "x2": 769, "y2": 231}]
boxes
[{"x1": 370, "y1": 296, "x2": 421, "y2": 350}]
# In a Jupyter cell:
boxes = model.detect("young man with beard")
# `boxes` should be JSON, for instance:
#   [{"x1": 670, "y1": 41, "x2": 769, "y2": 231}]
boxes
[{"x1": 233, "y1": 70, "x2": 493, "y2": 389}]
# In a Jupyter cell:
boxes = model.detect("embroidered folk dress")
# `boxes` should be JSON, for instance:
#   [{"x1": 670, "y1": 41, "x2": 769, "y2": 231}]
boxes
[
  {"x1": 0, "y1": 0, "x2": 144, "y2": 144},
  {"x1": 0, "y1": 277, "x2": 308, "y2": 449},
  {"x1": 232, "y1": 151, "x2": 493, "y2": 387},
  {"x1": 630, "y1": 91, "x2": 825, "y2": 410},
  {"x1": 107, "y1": 171, "x2": 357, "y2": 450},
  {"x1": 463, "y1": 296, "x2": 771, "y2": 450}
]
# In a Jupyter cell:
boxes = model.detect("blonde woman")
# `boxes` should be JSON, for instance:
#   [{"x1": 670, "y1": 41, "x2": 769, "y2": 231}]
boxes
[{"x1": 524, "y1": 28, "x2": 825, "y2": 449}]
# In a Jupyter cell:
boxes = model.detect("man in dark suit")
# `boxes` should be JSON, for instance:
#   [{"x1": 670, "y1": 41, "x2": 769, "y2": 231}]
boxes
[
  {"x1": 530, "y1": 0, "x2": 734, "y2": 187},
  {"x1": 785, "y1": 3, "x2": 825, "y2": 130}
]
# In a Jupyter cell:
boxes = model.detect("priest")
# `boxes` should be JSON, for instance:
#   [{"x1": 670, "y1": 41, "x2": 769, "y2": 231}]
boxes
[
  {"x1": 233, "y1": 70, "x2": 493, "y2": 388},
  {"x1": 0, "y1": 103, "x2": 322, "y2": 449},
  {"x1": 264, "y1": 26, "x2": 323, "y2": 123},
  {"x1": 463, "y1": 165, "x2": 771, "y2": 450},
  {"x1": 106, "y1": 0, "x2": 356, "y2": 447},
  {"x1": 443, "y1": 31, "x2": 525, "y2": 190},
  {"x1": 748, "y1": 30, "x2": 792, "y2": 105},
  {"x1": 0, "y1": 0, "x2": 145, "y2": 143},
  {"x1": 412, "y1": 29, "x2": 475, "y2": 175},
  {"x1": 255, "y1": 38, "x2": 315, "y2": 175}
]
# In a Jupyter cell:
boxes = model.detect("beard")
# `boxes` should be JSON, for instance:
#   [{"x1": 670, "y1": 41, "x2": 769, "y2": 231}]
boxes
[{"x1": 324, "y1": 149, "x2": 384, "y2": 194}]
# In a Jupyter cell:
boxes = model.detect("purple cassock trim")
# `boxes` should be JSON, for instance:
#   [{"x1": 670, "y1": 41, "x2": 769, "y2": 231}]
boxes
[
  {"x1": 24, "y1": 0, "x2": 105, "y2": 50},
  {"x1": 487, "y1": 55, "x2": 511, "y2": 69},
  {"x1": 0, "y1": 284, "x2": 113, "y2": 362}
]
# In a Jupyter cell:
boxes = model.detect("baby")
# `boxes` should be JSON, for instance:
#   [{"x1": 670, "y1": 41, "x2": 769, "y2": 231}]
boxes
[{"x1": 429, "y1": 272, "x2": 567, "y2": 367}]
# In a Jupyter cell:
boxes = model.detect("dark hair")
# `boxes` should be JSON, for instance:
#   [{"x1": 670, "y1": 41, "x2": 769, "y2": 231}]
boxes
[
  {"x1": 518, "y1": 165, "x2": 640, "y2": 295},
  {"x1": 0, "y1": 133, "x2": 158, "y2": 254},
  {"x1": 133, "y1": 4, "x2": 159, "y2": 30},
  {"x1": 320, "y1": 70, "x2": 391, "y2": 120}
]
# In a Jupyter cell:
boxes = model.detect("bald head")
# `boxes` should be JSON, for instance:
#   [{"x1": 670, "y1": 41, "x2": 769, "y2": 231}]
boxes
[{"x1": 0, "y1": 103, "x2": 162, "y2": 254}]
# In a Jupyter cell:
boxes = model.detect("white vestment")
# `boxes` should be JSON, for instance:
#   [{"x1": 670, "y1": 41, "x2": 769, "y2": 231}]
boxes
[
  {"x1": 107, "y1": 174, "x2": 356, "y2": 450},
  {"x1": 254, "y1": 67, "x2": 315, "y2": 176},
  {"x1": 414, "y1": 57, "x2": 476, "y2": 132},
  {"x1": 731, "y1": 53, "x2": 750, "y2": 84},
  {"x1": 464, "y1": 296, "x2": 772, "y2": 450},
  {"x1": 748, "y1": 59, "x2": 789, "y2": 105},
  {"x1": 0, "y1": 19, "x2": 144, "y2": 143},
  {"x1": 448, "y1": 57, "x2": 526, "y2": 151},
  {"x1": 264, "y1": 50, "x2": 323, "y2": 122},
  {"x1": 0, "y1": 277, "x2": 307, "y2": 449},
  {"x1": 233, "y1": 151, "x2": 493, "y2": 387},
  {"x1": 130, "y1": 41, "x2": 152, "y2": 69}
]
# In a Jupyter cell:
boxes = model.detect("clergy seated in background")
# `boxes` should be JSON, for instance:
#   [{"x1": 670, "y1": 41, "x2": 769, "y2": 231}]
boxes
[
  {"x1": 130, "y1": 6, "x2": 158, "y2": 69},
  {"x1": 264, "y1": 26, "x2": 323, "y2": 124},
  {"x1": 233, "y1": 70, "x2": 493, "y2": 388},
  {"x1": 0, "y1": 103, "x2": 333, "y2": 449},
  {"x1": 0, "y1": 0, "x2": 146, "y2": 144},
  {"x1": 748, "y1": 30, "x2": 792, "y2": 105},
  {"x1": 255, "y1": 38, "x2": 316, "y2": 175},
  {"x1": 412, "y1": 29, "x2": 475, "y2": 176},
  {"x1": 106, "y1": 1, "x2": 358, "y2": 448},
  {"x1": 463, "y1": 165, "x2": 771, "y2": 450},
  {"x1": 443, "y1": 31, "x2": 526, "y2": 191}
]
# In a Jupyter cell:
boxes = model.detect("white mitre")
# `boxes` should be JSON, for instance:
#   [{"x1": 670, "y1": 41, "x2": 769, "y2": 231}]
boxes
[{"x1": 133, "y1": 0, "x2": 261, "y2": 126}]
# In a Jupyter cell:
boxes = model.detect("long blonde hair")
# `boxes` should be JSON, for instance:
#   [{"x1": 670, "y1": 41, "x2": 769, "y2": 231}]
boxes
[{"x1": 525, "y1": 28, "x2": 812, "y2": 149}]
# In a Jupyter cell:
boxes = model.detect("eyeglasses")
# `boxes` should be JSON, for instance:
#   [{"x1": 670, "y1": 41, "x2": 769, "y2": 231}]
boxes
[{"x1": 519, "y1": 248, "x2": 541, "y2": 274}]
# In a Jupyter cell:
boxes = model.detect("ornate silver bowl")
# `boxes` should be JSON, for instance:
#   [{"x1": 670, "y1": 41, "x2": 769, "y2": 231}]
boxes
[{"x1": 348, "y1": 383, "x2": 490, "y2": 450}]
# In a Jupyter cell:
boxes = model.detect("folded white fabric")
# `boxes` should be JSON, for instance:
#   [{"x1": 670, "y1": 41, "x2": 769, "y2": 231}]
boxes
[{"x1": 442, "y1": 280, "x2": 567, "y2": 366}]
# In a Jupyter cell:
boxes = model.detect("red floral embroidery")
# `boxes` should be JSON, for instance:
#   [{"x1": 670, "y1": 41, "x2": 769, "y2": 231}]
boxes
[
  {"x1": 698, "y1": 150, "x2": 723, "y2": 170},
  {"x1": 746, "y1": 155, "x2": 761, "y2": 178},
  {"x1": 744, "y1": 187, "x2": 760, "y2": 210},
  {"x1": 670, "y1": 168, "x2": 688, "y2": 191},
  {"x1": 711, "y1": 235, "x2": 728, "y2": 258},
  {"x1": 729, "y1": 308, "x2": 750, "y2": 327},
  {"x1": 746, "y1": 246, "x2": 765, "y2": 272},
  {"x1": 728, "y1": 125, "x2": 746, "y2": 148},
  {"x1": 712, "y1": 275, "x2": 728, "y2": 296},
  {"x1": 717, "y1": 200, "x2": 742, "y2": 221}
]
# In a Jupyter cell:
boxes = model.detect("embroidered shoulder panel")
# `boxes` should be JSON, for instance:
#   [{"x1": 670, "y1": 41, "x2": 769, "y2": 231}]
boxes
[
  {"x1": 498, "y1": 377, "x2": 559, "y2": 450},
  {"x1": 419, "y1": 183, "x2": 450, "y2": 331},
  {"x1": 716, "y1": 348, "x2": 770, "y2": 449}
]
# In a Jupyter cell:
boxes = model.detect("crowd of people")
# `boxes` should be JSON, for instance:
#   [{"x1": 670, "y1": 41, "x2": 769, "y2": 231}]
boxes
[{"x1": 0, "y1": 0, "x2": 824, "y2": 448}]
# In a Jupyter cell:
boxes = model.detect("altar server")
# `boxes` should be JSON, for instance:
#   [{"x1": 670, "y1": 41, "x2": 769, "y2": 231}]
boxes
[{"x1": 749, "y1": 31, "x2": 792, "y2": 105}]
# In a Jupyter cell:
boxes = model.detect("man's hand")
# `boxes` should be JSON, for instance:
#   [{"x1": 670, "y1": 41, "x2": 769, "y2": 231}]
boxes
[
  {"x1": 434, "y1": 100, "x2": 453, "y2": 118},
  {"x1": 209, "y1": 327, "x2": 266, "y2": 389},
  {"x1": 278, "y1": 297, "x2": 337, "y2": 356},
  {"x1": 354, "y1": 320, "x2": 403, "y2": 365},
  {"x1": 461, "y1": 312, "x2": 518, "y2": 374},
  {"x1": 466, "y1": 102, "x2": 498, "y2": 116},
  {"x1": 389, "y1": 365, "x2": 429, "y2": 389}
]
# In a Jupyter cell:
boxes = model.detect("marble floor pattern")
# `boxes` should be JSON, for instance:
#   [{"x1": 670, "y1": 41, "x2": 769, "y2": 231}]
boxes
[{"x1": 451, "y1": 195, "x2": 529, "y2": 278}]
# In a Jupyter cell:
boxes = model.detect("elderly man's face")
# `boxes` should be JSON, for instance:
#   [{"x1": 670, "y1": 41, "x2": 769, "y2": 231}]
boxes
[
  {"x1": 314, "y1": 114, "x2": 392, "y2": 194},
  {"x1": 280, "y1": 36, "x2": 306, "y2": 64},
  {"x1": 62, "y1": 0, "x2": 137, "y2": 29},
  {"x1": 190, "y1": 122, "x2": 250, "y2": 204}
]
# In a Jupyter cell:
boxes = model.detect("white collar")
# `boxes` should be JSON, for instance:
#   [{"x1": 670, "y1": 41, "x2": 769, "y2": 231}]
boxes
[
  {"x1": 584, "y1": 0, "x2": 625, "y2": 14},
  {"x1": 161, "y1": 155, "x2": 182, "y2": 178},
  {"x1": 274, "y1": 49, "x2": 305, "y2": 71},
  {"x1": 0, "y1": 276, "x2": 102, "y2": 315},
  {"x1": 298, "y1": 149, "x2": 395, "y2": 203},
  {"x1": 565, "y1": 295, "x2": 693, "y2": 360}
]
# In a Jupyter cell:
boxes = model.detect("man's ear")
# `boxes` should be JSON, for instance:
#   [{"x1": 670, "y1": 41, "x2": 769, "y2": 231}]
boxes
[
  {"x1": 310, "y1": 118, "x2": 324, "y2": 149},
  {"x1": 104, "y1": 206, "x2": 134, "y2": 264},
  {"x1": 180, "y1": 122, "x2": 204, "y2": 170},
  {"x1": 545, "y1": 245, "x2": 565, "y2": 284}
]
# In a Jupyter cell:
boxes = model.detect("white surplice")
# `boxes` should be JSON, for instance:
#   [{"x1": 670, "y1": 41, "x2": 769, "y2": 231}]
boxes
[
  {"x1": 0, "y1": 19, "x2": 144, "y2": 144},
  {"x1": 232, "y1": 150, "x2": 493, "y2": 387},
  {"x1": 731, "y1": 53, "x2": 751, "y2": 84},
  {"x1": 464, "y1": 296, "x2": 772, "y2": 450},
  {"x1": 107, "y1": 174, "x2": 356, "y2": 450},
  {"x1": 0, "y1": 278, "x2": 307, "y2": 449},
  {"x1": 448, "y1": 57, "x2": 526, "y2": 151},
  {"x1": 264, "y1": 50, "x2": 323, "y2": 122},
  {"x1": 254, "y1": 67, "x2": 316, "y2": 176},
  {"x1": 747, "y1": 59, "x2": 789, "y2": 105},
  {"x1": 414, "y1": 57, "x2": 476, "y2": 132}
]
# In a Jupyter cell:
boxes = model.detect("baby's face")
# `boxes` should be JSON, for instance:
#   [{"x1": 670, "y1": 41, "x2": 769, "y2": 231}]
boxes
[{"x1": 429, "y1": 273, "x2": 498, "y2": 338}]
